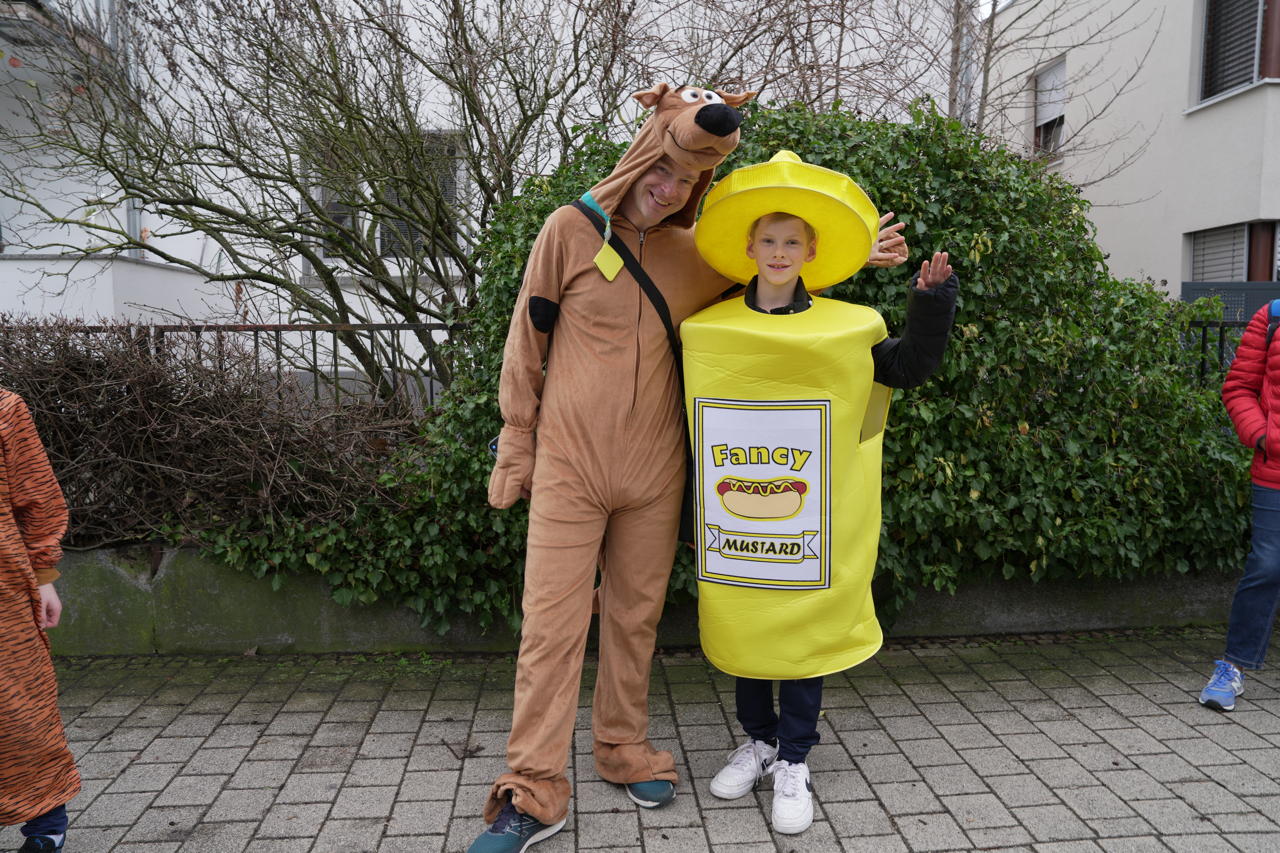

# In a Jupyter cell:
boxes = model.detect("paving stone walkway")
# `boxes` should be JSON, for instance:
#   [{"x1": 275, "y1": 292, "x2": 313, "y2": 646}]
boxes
[{"x1": 7, "y1": 627, "x2": 1280, "y2": 852}]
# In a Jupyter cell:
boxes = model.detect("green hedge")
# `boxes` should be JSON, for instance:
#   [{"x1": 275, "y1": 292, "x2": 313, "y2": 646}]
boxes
[{"x1": 202, "y1": 103, "x2": 1251, "y2": 632}]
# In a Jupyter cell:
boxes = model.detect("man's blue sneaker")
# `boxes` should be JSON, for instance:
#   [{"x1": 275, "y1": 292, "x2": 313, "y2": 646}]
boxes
[
  {"x1": 467, "y1": 798, "x2": 565, "y2": 853},
  {"x1": 17, "y1": 837, "x2": 64, "y2": 853},
  {"x1": 625, "y1": 779, "x2": 675, "y2": 808},
  {"x1": 1199, "y1": 659, "x2": 1245, "y2": 712}
]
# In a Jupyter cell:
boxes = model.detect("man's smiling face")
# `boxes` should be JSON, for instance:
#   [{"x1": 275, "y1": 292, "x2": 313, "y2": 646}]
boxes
[{"x1": 619, "y1": 155, "x2": 701, "y2": 231}]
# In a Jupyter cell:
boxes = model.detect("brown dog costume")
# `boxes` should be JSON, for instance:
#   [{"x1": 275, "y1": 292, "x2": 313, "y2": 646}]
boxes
[{"x1": 486, "y1": 83, "x2": 755, "y2": 824}]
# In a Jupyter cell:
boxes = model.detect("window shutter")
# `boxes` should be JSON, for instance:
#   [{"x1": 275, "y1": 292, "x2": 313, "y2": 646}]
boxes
[
  {"x1": 319, "y1": 185, "x2": 354, "y2": 230},
  {"x1": 426, "y1": 133, "x2": 459, "y2": 207},
  {"x1": 379, "y1": 186, "x2": 421, "y2": 258},
  {"x1": 1192, "y1": 224, "x2": 1248, "y2": 281},
  {"x1": 1035, "y1": 59, "x2": 1066, "y2": 124},
  {"x1": 1203, "y1": 0, "x2": 1261, "y2": 100}
]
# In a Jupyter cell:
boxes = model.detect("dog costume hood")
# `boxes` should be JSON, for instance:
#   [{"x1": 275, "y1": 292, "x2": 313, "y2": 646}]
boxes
[{"x1": 581, "y1": 84, "x2": 756, "y2": 230}]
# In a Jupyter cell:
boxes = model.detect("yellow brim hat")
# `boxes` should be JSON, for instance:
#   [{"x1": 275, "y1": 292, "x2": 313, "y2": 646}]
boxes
[{"x1": 695, "y1": 150, "x2": 879, "y2": 291}]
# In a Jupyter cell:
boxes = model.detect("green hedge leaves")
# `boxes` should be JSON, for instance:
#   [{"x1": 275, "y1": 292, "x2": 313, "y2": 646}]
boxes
[{"x1": 203, "y1": 103, "x2": 1250, "y2": 632}]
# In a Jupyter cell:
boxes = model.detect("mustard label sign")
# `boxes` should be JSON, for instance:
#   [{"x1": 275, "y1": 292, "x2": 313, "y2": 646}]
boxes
[{"x1": 693, "y1": 398, "x2": 831, "y2": 589}]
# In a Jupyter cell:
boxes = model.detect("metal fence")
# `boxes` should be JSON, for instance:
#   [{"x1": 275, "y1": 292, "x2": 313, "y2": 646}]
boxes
[
  {"x1": 46, "y1": 320, "x2": 1251, "y2": 397},
  {"x1": 1189, "y1": 319, "x2": 1248, "y2": 387},
  {"x1": 70, "y1": 322, "x2": 458, "y2": 410},
  {"x1": 1182, "y1": 282, "x2": 1280, "y2": 323}
]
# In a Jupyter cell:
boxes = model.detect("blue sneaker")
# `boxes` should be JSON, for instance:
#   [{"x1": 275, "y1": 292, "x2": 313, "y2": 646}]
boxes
[
  {"x1": 1199, "y1": 659, "x2": 1245, "y2": 712},
  {"x1": 467, "y1": 798, "x2": 565, "y2": 853},
  {"x1": 625, "y1": 779, "x2": 675, "y2": 808},
  {"x1": 17, "y1": 837, "x2": 64, "y2": 853}
]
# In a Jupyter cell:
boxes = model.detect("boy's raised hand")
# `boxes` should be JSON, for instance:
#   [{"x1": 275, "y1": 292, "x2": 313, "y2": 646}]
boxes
[
  {"x1": 916, "y1": 251, "x2": 952, "y2": 290},
  {"x1": 867, "y1": 212, "x2": 909, "y2": 267}
]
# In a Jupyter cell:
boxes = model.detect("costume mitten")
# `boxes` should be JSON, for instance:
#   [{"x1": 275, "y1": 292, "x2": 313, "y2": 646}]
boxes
[{"x1": 487, "y1": 425, "x2": 535, "y2": 509}]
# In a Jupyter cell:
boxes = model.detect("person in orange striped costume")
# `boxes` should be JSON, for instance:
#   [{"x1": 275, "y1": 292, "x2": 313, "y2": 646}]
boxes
[{"x1": 0, "y1": 389, "x2": 79, "y2": 853}]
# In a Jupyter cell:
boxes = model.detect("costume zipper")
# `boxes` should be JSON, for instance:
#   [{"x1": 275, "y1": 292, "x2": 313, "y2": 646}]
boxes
[{"x1": 629, "y1": 228, "x2": 647, "y2": 419}]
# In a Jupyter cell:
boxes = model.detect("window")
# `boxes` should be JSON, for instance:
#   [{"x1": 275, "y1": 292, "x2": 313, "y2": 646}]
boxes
[
  {"x1": 1201, "y1": 0, "x2": 1266, "y2": 101},
  {"x1": 1186, "y1": 223, "x2": 1280, "y2": 318},
  {"x1": 125, "y1": 196, "x2": 142, "y2": 260},
  {"x1": 311, "y1": 182, "x2": 356, "y2": 261},
  {"x1": 319, "y1": 186, "x2": 354, "y2": 232},
  {"x1": 378, "y1": 131, "x2": 460, "y2": 259},
  {"x1": 1192, "y1": 224, "x2": 1248, "y2": 281},
  {"x1": 307, "y1": 130, "x2": 461, "y2": 260},
  {"x1": 378, "y1": 185, "x2": 423, "y2": 259},
  {"x1": 1191, "y1": 222, "x2": 1280, "y2": 282},
  {"x1": 424, "y1": 132, "x2": 460, "y2": 208},
  {"x1": 308, "y1": 140, "x2": 357, "y2": 254},
  {"x1": 1033, "y1": 59, "x2": 1066, "y2": 156}
]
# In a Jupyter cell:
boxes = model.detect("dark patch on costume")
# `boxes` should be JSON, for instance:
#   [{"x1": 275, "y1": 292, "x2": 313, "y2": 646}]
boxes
[{"x1": 529, "y1": 296, "x2": 560, "y2": 334}]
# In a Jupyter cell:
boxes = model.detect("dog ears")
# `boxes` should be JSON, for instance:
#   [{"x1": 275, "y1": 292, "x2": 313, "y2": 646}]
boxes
[
  {"x1": 718, "y1": 90, "x2": 758, "y2": 108},
  {"x1": 632, "y1": 83, "x2": 671, "y2": 109}
]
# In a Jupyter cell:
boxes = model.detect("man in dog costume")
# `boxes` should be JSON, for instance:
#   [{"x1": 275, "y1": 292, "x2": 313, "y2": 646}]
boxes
[{"x1": 475, "y1": 85, "x2": 906, "y2": 852}]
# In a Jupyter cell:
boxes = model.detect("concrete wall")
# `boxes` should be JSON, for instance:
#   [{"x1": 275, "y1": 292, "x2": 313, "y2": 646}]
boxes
[{"x1": 48, "y1": 547, "x2": 1239, "y2": 656}]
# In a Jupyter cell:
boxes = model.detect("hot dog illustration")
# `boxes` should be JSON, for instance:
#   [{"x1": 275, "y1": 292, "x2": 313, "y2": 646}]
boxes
[{"x1": 716, "y1": 476, "x2": 808, "y2": 520}]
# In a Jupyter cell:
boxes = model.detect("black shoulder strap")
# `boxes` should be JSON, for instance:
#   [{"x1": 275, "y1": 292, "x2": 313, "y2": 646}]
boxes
[
  {"x1": 572, "y1": 200, "x2": 683, "y2": 376},
  {"x1": 1267, "y1": 298, "x2": 1280, "y2": 350}
]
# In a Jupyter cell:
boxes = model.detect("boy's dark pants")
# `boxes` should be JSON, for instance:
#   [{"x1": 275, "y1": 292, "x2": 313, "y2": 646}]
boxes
[
  {"x1": 21, "y1": 804, "x2": 67, "y2": 837},
  {"x1": 735, "y1": 676, "x2": 823, "y2": 763}
]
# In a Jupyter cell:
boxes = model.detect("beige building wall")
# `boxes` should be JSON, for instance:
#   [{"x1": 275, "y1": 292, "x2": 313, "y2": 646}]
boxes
[{"x1": 986, "y1": 0, "x2": 1280, "y2": 293}]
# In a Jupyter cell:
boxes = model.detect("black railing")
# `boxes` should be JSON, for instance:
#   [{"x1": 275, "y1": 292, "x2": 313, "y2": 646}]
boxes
[
  {"x1": 1189, "y1": 320, "x2": 1248, "y2": 386},
  {"x1": 70, "y1": 322, "x2": 458, "y2": 409}
]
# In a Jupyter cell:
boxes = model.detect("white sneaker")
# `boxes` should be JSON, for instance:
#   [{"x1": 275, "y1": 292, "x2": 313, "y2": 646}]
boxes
[
  {"x1": 769, "y1": 759, "x2": 813, "y2": 834},
  {"x1": 709, "y1": 739, "x2": 778, "y2": 799}
]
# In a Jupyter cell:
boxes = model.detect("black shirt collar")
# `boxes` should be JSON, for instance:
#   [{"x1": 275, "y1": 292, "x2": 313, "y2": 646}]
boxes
[{"x1": 744, "y1": 276, "x2": 813, "y2": 315}]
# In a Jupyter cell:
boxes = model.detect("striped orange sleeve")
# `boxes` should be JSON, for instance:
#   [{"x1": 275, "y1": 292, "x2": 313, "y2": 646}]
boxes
[{"x1": 0, "y1": 392, "x2": 68, "y2": 585}]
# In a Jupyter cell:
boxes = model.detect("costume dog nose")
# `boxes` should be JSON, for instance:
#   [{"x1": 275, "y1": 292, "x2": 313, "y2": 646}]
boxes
[{"x1": 695, "y1": 103, "x2": 742, "y2": 137}]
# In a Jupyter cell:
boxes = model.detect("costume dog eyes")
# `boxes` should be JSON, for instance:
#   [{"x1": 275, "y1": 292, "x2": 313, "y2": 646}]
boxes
[{"x1": 680, "y1": 88, "x2": 725, "y2": 105}]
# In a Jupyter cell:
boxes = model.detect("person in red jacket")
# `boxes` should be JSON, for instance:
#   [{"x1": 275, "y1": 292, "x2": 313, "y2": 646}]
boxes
[{"x1": 1213, "y1": 301, "x2": 1280, "y2": 711}]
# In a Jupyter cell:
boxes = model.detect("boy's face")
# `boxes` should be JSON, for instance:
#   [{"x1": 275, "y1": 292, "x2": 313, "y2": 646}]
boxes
[{"x1": 747, "y1": 216, "x2": 816, "y2": 289}]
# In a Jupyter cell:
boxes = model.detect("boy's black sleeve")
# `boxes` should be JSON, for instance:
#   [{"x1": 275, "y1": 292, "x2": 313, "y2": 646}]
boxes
[{"x1": 871, "y1": 272, "x2": 959, "y2": 389}]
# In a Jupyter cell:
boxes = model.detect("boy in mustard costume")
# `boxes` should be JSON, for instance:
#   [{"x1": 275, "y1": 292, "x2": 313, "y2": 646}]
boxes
[
  {"x1": 477, "y1": 87, "x2": 908, "y2": 851},
  {"x1": 685, "y1": 152, "x2": 957, "y2": 834}
]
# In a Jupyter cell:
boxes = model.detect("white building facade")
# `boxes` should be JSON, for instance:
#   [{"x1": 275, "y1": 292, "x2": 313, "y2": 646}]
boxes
[
  {"x1": 986, "y1": 0, "x2": 1280, "y2": 318},
  {"x1": 0, "y1": 0, "x2": 242, "y2": 320}
]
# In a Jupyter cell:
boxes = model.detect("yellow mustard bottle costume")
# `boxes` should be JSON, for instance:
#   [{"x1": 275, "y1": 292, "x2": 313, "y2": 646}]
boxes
[
  {"x1": 682, "y1": 298, "x2": 891, "y2": 679},
  {"x1": 684, "y1": 150, "x2": 889, "y2": 680}
]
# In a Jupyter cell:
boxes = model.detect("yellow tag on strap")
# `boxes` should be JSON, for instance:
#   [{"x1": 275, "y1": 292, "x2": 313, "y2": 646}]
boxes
[{"x1": 594, "y1": 241, "x2": 623, "y2": 281}]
